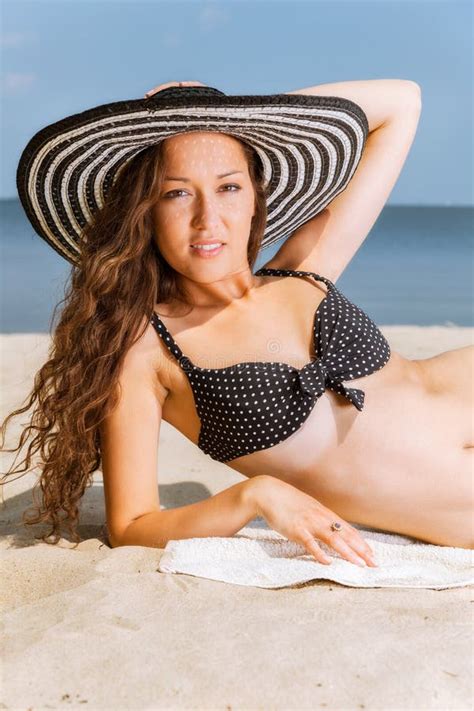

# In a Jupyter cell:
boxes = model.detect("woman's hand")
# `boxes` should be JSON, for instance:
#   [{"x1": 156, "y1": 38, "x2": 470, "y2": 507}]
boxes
[
  {"x1": 250, "y1": 475, "x2": 378, "y2": 567},
  {"x1": 144, "y1": 80, "x2": 207, "y2": 98}
]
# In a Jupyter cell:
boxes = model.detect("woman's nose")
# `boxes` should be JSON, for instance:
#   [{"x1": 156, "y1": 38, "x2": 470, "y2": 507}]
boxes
[{"x1": 192, "y1": 198, "x2": 221, "y2": 228}]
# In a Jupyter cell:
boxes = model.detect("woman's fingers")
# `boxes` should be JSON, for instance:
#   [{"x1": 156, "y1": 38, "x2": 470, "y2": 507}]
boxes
[
  {"x1": 144, "y1": 80, "x2": 207, "y2": 98},
  {"x1": 324, "y1": 528, "x2": 378, "y2": 567},
  {"x1": 298, "y1": 530, "x2": 333, "y2": 564},
  {"x1": 345, "y1": 529, "x2": 377, "y2": 565},
  {"x1": 325, "y1": 531, "x2": 370, "y2": 567},
  {"x1": 299, "y1": 525, "x2": 378, "y2": 567},
  {"x1": 317, "y1": 508, "x2": 377, "y2": 565},
  {"x1": 250, "y1": 476, "x2": 379, "y2": 568}
]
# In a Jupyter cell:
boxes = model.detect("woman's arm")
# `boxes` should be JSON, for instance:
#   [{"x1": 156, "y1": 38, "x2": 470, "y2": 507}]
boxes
[
  {"x1": 115, "y1": 478, "x2": 259, "y2": 547},
  {"x1": 263, "y1": 80, "x2": 422, "y2": 282},
  {"x1": 117, "y1": 474, "x2": 377, "y2": 568},
  {"x1": 285, "y1": 78, "x2": 421, "y2": 133}
]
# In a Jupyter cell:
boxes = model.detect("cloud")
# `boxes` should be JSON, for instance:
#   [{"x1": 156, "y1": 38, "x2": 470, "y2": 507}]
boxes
[
  {"x1": 197, "y1": 3, "x2": 230, "y2": 33},
  {"x1": 0, "y1": 31, "x2": 36, "y2": 48},
  {"x1": 2, "y1": 72, "x2": 36, "y2": 93}
]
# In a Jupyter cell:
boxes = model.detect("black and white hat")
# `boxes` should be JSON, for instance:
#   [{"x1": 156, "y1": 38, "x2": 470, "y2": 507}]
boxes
[{"x1": 16, "y1": 85, "x2": 369, "y2": 265}]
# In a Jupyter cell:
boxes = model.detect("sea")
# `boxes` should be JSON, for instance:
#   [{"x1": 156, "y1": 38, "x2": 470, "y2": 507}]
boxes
[{"x1": 0, "y1": 199, "x2": 472, "y2": 332}]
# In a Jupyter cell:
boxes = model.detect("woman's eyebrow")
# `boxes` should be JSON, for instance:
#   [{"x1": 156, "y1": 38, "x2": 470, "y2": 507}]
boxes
[{"x1": 163, "y1": 170, "x2": 244, "y2": 182}]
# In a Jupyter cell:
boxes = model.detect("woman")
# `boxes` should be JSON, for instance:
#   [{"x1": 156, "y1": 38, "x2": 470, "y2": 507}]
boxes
[{"x1": 2, "y1": 80, "x2": 472, "y2": 568}]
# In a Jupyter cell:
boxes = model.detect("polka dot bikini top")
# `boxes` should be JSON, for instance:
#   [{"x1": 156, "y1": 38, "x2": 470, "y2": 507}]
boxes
[{"x1": 150, "y1": 267, "x2": 391, "y2": 463}]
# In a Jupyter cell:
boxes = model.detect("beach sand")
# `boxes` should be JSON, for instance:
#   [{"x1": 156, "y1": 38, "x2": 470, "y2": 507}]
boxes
[{"x1": 1, "y1": 327, "x2": 473, "y2": 710}]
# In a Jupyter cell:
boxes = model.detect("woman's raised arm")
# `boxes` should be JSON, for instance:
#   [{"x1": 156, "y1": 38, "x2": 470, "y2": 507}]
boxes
[
  {"x1": 285, "y1": 78, "x2": 421, "y2": 133},
  {"x1": 264, "y1": 79, "x2": 422, "y2": 282}
]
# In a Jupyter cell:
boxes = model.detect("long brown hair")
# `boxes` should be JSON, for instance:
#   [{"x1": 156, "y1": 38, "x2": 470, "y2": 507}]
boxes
[{"x1": 0, "y1": 133, "x2": 269, "y2": 545}]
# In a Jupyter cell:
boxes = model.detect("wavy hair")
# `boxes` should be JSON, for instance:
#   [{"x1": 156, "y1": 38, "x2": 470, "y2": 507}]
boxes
[{"x1": 0, "y1": 134, "x2": 269, "y2": 545}]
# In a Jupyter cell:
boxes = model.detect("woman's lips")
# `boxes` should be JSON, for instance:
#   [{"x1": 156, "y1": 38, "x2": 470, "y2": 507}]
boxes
[{"x1": 190, "y1": 243, "x2": 225, "y2": 258}]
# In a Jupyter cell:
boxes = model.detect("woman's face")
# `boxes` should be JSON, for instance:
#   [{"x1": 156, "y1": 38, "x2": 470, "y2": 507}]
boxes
[{"x1": 151, "y1": 131, "x2": 256, "y2": 277}]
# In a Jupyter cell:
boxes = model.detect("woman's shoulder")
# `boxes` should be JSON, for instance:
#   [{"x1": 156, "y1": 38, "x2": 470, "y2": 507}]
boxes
[{"x1": 126, "y1": 313, "x2": 173, "y2": 402}]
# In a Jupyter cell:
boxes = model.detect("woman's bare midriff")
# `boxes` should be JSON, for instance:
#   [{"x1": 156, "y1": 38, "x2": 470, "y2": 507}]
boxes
[{"x1": 152, "y1": 275, "x2": 474, "y2": 549}]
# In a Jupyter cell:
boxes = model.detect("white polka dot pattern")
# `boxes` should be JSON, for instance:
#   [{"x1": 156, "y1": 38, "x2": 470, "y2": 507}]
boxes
[{"x1": 150, "y1": 268, "x2": 391, "y2": 463}]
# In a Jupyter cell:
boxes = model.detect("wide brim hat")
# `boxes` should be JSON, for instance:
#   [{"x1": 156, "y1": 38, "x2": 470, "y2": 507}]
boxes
[{"x1": 16, "y1": 85, "x2": 369, "y2": 266}]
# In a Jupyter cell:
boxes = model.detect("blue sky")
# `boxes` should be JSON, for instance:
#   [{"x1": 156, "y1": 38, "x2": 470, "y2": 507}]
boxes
[{"x1": 1, "y1": 0, "x2": 472, "y2": 205}]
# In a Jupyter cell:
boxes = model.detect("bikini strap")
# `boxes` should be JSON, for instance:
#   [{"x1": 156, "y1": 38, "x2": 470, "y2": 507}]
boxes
[
  {"x1": 151, "y1": 267, "x2": 334, "y2": 370},
  {"x1": 150, "y1": 312, "x2": 195, "y2": 373},
  {"x1": 254, "y1": 267, "x2": 335, "y2": 290}
]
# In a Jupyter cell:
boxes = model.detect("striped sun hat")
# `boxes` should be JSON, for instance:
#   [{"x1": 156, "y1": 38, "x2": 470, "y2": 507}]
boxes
[{"x1": 16, "y1": 85, "x2": 369, "y2": 265}]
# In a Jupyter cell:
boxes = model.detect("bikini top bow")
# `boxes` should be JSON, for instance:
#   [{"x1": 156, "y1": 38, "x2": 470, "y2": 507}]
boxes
[{"x1": 292, "y1": 359, "x2": 365, "y2": 411}]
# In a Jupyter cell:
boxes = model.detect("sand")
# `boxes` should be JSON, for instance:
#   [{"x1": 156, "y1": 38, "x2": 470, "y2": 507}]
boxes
[{"x1": 1, "y1": 326, "x2": 473, "y2": 711}]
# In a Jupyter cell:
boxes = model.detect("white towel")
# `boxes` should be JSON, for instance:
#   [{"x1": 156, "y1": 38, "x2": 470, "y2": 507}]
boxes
[{"x1": 158, "y1": 522, "x2": 474, "y2": 589}]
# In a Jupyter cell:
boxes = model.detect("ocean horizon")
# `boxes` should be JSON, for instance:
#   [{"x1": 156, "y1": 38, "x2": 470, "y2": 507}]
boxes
[{"x1": 0, "y1": 199, "x2": 472, "y2": 332}]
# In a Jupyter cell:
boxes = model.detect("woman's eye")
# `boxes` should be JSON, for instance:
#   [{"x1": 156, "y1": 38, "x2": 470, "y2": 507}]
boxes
[
  {"x1": 163, "y1": 189, "x2": 187, "y2": 198},
  {"x1": 163, "y1": 184, "x2": 241, "y2": 199}
]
